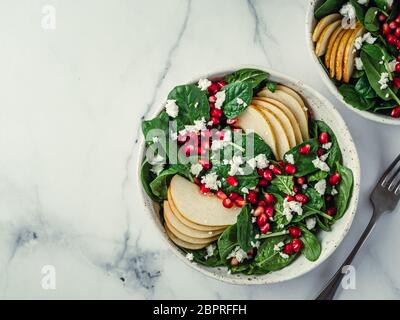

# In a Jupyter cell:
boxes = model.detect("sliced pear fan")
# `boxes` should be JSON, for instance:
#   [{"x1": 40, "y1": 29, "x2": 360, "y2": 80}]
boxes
[
  {"x1": 316, "y1": 20, "x2": 342, "y2": 57},
  {"x1": 312, "y1": 13, "x2": 341, "y2": 42},
  {"x1": 329, "y1": 28, "x2": 347, "y2": 78},
  {"x1": 325, "y1": 25, "x2": 344, "y2": 67},
  {"x1": 165, "y1": 220, "x2": 219, "y2": 244},
  {"x1": 335, "y1": 28, "x2": 355, "y2": 81},
  {"x1": 165, "y1": 225, "x2": 210, "y2": 250},
  {"x1": 343, "y1": 25, "x2": 364, "y2": 83}
]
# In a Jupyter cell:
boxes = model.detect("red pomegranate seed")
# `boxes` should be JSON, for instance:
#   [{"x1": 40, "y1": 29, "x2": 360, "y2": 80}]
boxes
[
  {"x1": 257, "y1": 179, "x2": 269, "y2": 187},
  {"x1": 270, "y1": 165, "x2": 282, "y2": 175},
  {"x1": 285, "y1": 164, "x2": 297, "y2": 175},
  {"x1": 292, "y1": 239, "x2": 303, "y2": 253},
  {"x1": 208, "y1": 83, "x2": 219, "y2": 95},
  {"x1": 257, "y1": 169, "x2": 265, "y2": 176},
  {"x1": 198, "y1": 158, "x2": 211, "y2": 170},
  {"x1": 283, "y1": 243, "x2": 294, "y2": 255},
  {"x1": 288, "y1": 226, "x2": 302, "y2": 239},
  {"x1": 378, "y1": 13, "x2": 387, "y2": 22},
  {"x1": 394, "y1": 77, "x2": 400, "y2": 88},
  {"x1": 391, "y1": 106, "x2": 400, "y2": 118},
  {"x1": 389, "y1": 21, "x2": 398, "y2": 29},
  {"x1": 258, "y1": 200, "x2": 266, "y2": 207},
  {"x1": 326, "y1": 207, "x2": 337, "y2": 216},
  {"x1": 209, "y1": 95, "x2": 217, "y2": 103},
  {"x1": 299, "y1": 144, "x2": 311, "y2": 155},
  {"x1": 264, "y1": 193, "x2": 275, "y2": 205},
  {"x1": 216, "y1": 190, "x2": 227, "y2": 200},
  {"x1": 397, "y1": 55, "x2": 400, "y2": 62},
  {"x1": 211, "y1": 117, "x2": 220, "y2": 126},
  {"x1": 293, "y1": 185, "x2": 300, "y2": 193},
  {"x1": 285, "y1": 195, "x2": 295, "y2": 202},
  {"x1": 214, "y1": 130, "x2": 225, "y2": 140},
  {"x1": 222, "y1": 198, "x2": 234, "y2": 208},
  {"x1": 247, "y1": 190, "x2": 258, "y2": 204},
  {"x1": 319, "y1": 132, "x2": 329, "y2": 144},
  {"x1": 325, "y1": 194, "x2": 334, "y2": 203},
  {"x1": 329, "y1": 172, "x2": 341, "y2": 185},
  {"x1": 397, "y1": 40, "x2": 400, "y2": 50},
  {"x1": 297, "y1": 177, "x2": 306, "y2": 185},
  {"x1": 200, "y1": 129, "x2": 212, "y2": 139},
  {"x1": 257, "y1": 213, "x2": 268, "y2": 227},
  {"x1": 263, "y1": 169, "x2": 274, "y2": 181},
  {"x1": 226, "y1": 117, "x2": 238, "y2": 125},
  {"x1": 210, "y1": 108, "x2": 223, "y2": 118},
  {"x1": 254, "y1": 206, "x2": 265, "y2": 217},
  {"x1": 295, "y1": 193, "x2": 309, "y2": 204},
  {"x1": 184, "y1": 144, "x2": 196, "y2": 156},
  {"x1": 388, "y1": 34, "x2": 397, "y2": 45},
  {"x1": 395, "y1": 28, "x2": 400, "y2": 38},
  {"x1": 265, "y1": 206, "x2": 274, "y2": 218},
  {"x1": 198, "y1": 147, "x2": 208, "y2": 156},
  {"x1": 193, "y1": 177, "x2": 201, "y2": 185},
  {"x1": 235, "y1": 197, "x2": 246, "y2": 208},
  {"x1": 217, "y1": 80, "x2": 226, "y2": 89},
  {"x1": 278, "y1": 160, "x2": 285, "y2": 168},
  {"x1": 396, "y1": 14, "x2": 400, "y2": 24},
  {"x1": 383, "y1": 23, "x2": 391, "y2": 35},
  {"x1": 260, "y1": 223, "x2": 270, "y2": 234},
  {"x1": 317, "y1": 148, "x2": 325, "y2": 157},
  {"x1": 228, "y1": 192, "x2": 239, "y2": 201},
  {"x1": 200, "y1": 184, "x2": 210, "y2": 194}
]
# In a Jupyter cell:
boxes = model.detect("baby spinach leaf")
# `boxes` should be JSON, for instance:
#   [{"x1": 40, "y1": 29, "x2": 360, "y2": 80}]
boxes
[
  {"x1": 375, "y1": 0, "x2": 391, "y2": 12},
  {"x1": 224, "y1": 68, "x2": 269, "y2": 89},
  {"x1": 308, "y1": 170, "x2": 329, "y2": 182},
  {"x1": 304, "y1": 188, "x2": 324, "y2": 212},
  {"x1": 314, "y1": 0, "x2": 346, "y2": 19},
  {"x1": 364, "y1": 7, "x2": 380, "y2": 32},
  {"x1": 355, "y1": 75, "x2": 377, "y2": 99},
  {"x1": 140, "y1": 160, "x2": 158, "y2": 201},
  {"x1": 237, "y1": 205, "x2": 254, "y2": 252},
  {"x1": 142, "y1": 111, "x2": 170, "y2": 144},
  {"x1": 149, "y1": 164, "x2": 192, "y2": 200},
  {"x1": 183, "y1": 247, "x2": 224, "y2": 267},
  {"x1": 271, "y1": 175, "x2": 295, "y2": 196},
  {"x1": 245, "y1": 132, "x2": 275, "y2": 160},
  {"x1": 218, "y1": 224, "x2": 238, "y2": 261},
  {"x1": 284, "y1": 139, "x2": 320, "y2": 177},
  {"x1": 222, "y1": 82, "x2": 253, "y2": 119},
  {"x1": 350, "y1": 0, "x2": 366, "y2": 24},
  {"x1": 265, "y1": 80, "x2": 277, "y2": 92},
  {"x1": 299, "y1": 226, "x2": 322, "y2": 262},
  {"x1": 167, "y1": 84, "x2": 209, "y2": 129},
  {"x1": 317, "y1": 216, "x2": 332, "y2": 231},
  {"x1": 334, "y1": 162, "x2": 354, "y2": 220},
  {"x1": 313, "y1": 120, "x2": 342, "y2": 168},
  {"x1": 254, "y1": 236, "x2": 297, "y2": 272},
  {"x1": 338, "y1": 84, "x2": 376, "y2": 110}
]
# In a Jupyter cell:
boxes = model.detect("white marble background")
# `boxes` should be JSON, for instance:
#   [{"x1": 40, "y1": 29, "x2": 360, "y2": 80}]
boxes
[{"x1": 0, "y1": 0, "x2": 399, "y2": 300}]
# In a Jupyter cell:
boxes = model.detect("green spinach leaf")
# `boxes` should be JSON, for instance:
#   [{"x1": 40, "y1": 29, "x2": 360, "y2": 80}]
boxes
[
  {"x1": 271, "y1": 175, "x2": 295, "y2": 196},
  {"x1": 313, "y1": 120, "x2": 342, "y2": 168},
  {"x1": 284, "y1": 139, "x2": 320, "y2": 177},
  {"x1": 237, "y1": 205, "x2": 254, "y2": 252},
  {"x1": 218, "y1": 224, "x2": 238, "y2": 260},
  {"x1": 299, "y1": 226, "x2": 322, "y2": 262},
  {"x1": 183, "y1": 247, "x2": 223, "y2": 267},
  {"x1": 334, "y1": 162, "x2": 354, "y2": 219},
  {"x1": 314, "y1": 0, "x2": 346, "y2": 19},
  {"x1": 222, "y1": 82, "x2": 252, "y2": 119},
  {"x1": 142, "y1": 111, "x2": 170, "y2": 144},
  {"x1": 140, "y1": 160, "x2": 157, "y2": 201},
  {"x1": 364, "y1": 7, "x2": 380, "y2": 32},
  {"x1": 225, "y1": 68, "x2": 269, "y2": 89}
]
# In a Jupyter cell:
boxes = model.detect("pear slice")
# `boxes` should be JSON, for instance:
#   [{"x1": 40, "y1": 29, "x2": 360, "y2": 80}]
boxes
[
  {"x1": 325, "y1": 25, "x2": 344, "y2": 68},
  {"x1": 168, "y1": 189, "x2": 225, "y2": 231},
  {"x1": 169, "y1": 175, "x2": 240, "y2": 227},
  {"x1": 165, "y1": 219, "x2": 219, "y2": 244},
  {"x1": 275, "y1": 85, "x2": 308, "y2": 118},
  {"x1": 252, "y1": 99, "x2": 296, "y2": 148},
  {"x1": 164, "y1": 201, "x2": 224, "y2": 239},
  {"x1": 329, "y1": 28, "x2": 347, "y2": 78},
  {"x1": 312, "y1": 13, "x2": 341, "y2": 42},
  {"x1": 343, "y1": 25, "x2": 364, "y2": 83},
  {"x1": 315, "y1": 20, "x2": 341, "y2": 57},
  {"x1": 335, "y1": 28, "x2": 355, "y2": 81},
  {"x1": 165, "y1": 225, "x2": 210, "y2": 250},
  {"x1": 237, "y1": 105, "x2": 278, "y2": 158},
  {"x1": 257, "y1": 88, "x2": 309, "y2": 140}
]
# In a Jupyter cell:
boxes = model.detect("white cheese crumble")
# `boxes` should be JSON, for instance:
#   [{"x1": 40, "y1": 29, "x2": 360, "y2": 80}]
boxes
[
  {"x1": 165, "y1": 99, "x2": 179, "y2": 118},
  {"x1": 151, "y1": 164, "x2": 164, "y2": 176},
  {"x1": 152, "y1": 137, "x2": 159, "y2": 144},
  {"x1": 314, "y1": 179, "x2": 327, "y2": 195},
  {"x1": 340, "y1": 3, "x2": 356, "y2": 20},
  {"x1": 255, "y1": 234, "x2": 260, "y2": 239},
  {"x1": 191, "y1": 163, "x2": 203, "y2": 177},
  {"x1": 211, "y1": 130, "x2": 232, "y2": 151},
  {"x1": 355, "y1": 57, "x2": 364, "y2": 70},
  {"x1": 197, "y1": 78, "x2": 211, "y2": 91},
  {"x1": 215, "y1": 91, "x2": 226, "y2": 109},
  {"x1": 282, "y1": 199, "x2": 303, "y2": 222},
  {"x1": 251, "y1": 241, "x2": 261, "y2": 248},
  {"x1": 279, "y1": 253, "x2": 289, "y2": 259},
  {"x1": 236, "y1": 97, "x2": 247, "y2": 106},
  {"x1": 386, "y1": 0, "x2": 393, "y2": 7},
  {"x1": 355, "y1": 32, "x2": 377, "y2": 50},
  {"x1": 186, "y1": 253, "x2": 194, "y2": 261},
  {"x1": 252, "y1": 216, "x2": 257, "y2": 223},
  {"x1": 170, "y1": 131, "x2": 178, "y2": 141},
  {"x1": 302, "y1": 184, "x2": 308, "y2": 190},
  {"x1": 285, "y1": 154, "x2": 295, "y2": 165},
  {"x1": 331, "y1": 187, "x2": 338, "y2": 196},
  {"x1": 378, "y1": 72, "x2": 389, "y2": 90},
  {"x1": 201, "y1": 172, "x2": 221, "y2": 191},
  {"x1": 205, "y1": 244, "x2": 216, "y2": 260},
  {"x1": 227, "y1": 246, "x2": 249, "y2": 263},
  {"x1": 273, "y1": 242, "x2": 285, "y2": 252},
  {"x1": 322, "y1": 142, "x2": 332, "y2": 150},
  {"x1": 254, "y1": 154, "x2": 269, "y2": 169},
  {"x1": 306, "y1": 217, "x2": 317, "y2": 230},
  {"x1": 149, "y1": 154, "x2": 165, "y2": 165},
  {"x1": 179, "y1": 117, "x2": 208, "y2": 136},
  {"x1": 357, "y1": 0, "x2": 368, "y2": 4},
  {"x1": 224, "y1": 155, "x2": 245, "y2": 176},
  {"x1": 241, "y1": 187, "x2": 249, "y2": 194},
  {"x1": 388, "y1": 60, "x2": 398, "y2": 73},
  {"x1": 312, "y1": 157, "x2": 330, "y2": 172}
]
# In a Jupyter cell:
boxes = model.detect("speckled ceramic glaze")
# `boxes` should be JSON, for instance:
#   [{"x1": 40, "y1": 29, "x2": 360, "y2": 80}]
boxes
[
  {"x1": 306, "y1": 0, "x2": 400, "y2": 125},
  {"x1": 137, "y1": 66, "x2": 360, "y2": 285}
]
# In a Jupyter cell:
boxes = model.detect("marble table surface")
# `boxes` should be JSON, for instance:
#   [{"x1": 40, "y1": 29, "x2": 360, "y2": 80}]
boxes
[{"x1": 1, "y1": 0, "x2": 399, "y2": 300}]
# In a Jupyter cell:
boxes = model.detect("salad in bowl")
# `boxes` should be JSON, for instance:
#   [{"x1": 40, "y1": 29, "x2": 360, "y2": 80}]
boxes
[
  {"x1": 139, "y1": 68, "x2": 359, "y2": 283},
  {"x1": 308, "y1": 0, "x2": 400, "y2": 123}
]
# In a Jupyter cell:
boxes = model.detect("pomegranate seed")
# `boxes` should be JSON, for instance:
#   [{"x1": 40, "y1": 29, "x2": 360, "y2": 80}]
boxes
[
  {"x1": 294, "y1": 193, "x2": 309, "y2": 204},
  {"x1": 264, "y1": 193, "x2": 275, "y2": 205},
  {"x1": 297, "y1": 177, "x2": 306, "y2": 185},
  {"x1": 216, "y1": 190, "x2": 227, "y2": 200},
  {"x1": 200, "y1": 129, "x2": 212, "y2": 139},
  {"x1": 263, "y1": 169, "x2": 274, "y2": 181},
  {"x1": 257, "y1": 213, "x2": 268, "y2": 227},
  {"x1": 228, "y1": 192, "x2": 239, "y2": 201},
  {"x1": 387, "y1": 34, "x2": 397, "y2": 45},
  {"x1": 260, "y1": 223, "x2": 270, "y2": 234},
  {"x1": 214, "y1": 130, "x2": 225, "y2": 140},
  {"x1": 325, "y1": 194, "x2": 334, "y2": 203},
  {"x1": 329, "y1": 172, "x2": 341, "y2": 185},
  {"x1": 319, "y1": 132, "x2": 329, "y2": 144},
  {"x1": 227, "y1": 176, "x2": 238, "y2": 187},
  {"x1": 230, "y1": 257, "x2": 239, "y2": 266},
  {"x1": 198, "y1": 147, "x2": 208, "y2": 156},
  {"x1": 383, "y1": 23, "x2": 391, "y2": 35},
  {"x1": 235, "y1": 197, "x2": 246, "y2": 208},
  {"x1": 258, "y1": 200, "x2": 266, "y2": 207},
  {"x1": 299, "y1": 144, "x2": 311, "y2": 155},
  {"x1": 217, "y1": 80, "x2": 226, "y2": 89},
  {"x1": 247, "y1": 191, "x2": 258, "y2": 204},
  {"x1": 397, "y1": 14, "x2": 400, "y2": 24},
  {"x1": 397, "y1": 40, "x2": 400, "y2": 50},
  {"x1": 209, "y1": 95, "x2": 217, "y2": 103},
  {"x1": 317, "y1": 148, "x2": 325, "y2": 157},
  {"x1": 198, "y1": 158, "x2": 211, "y2": 170},
  {"x1": 247, "y1": 248, "x2": 254, "y2": 257},
  {"x1": 257, "y1": 169, "x2": 265, "y2": 176},
  {"x1": 394, "y1": 77, "x2": 400, "y2": 88},
  {"x1": 285, "y1": 195, "x2": 295, "y2": 202},
  {"x1": 270, "y1": 165, "x2": 282, "y2": 175},
  {"x1": 210, "y1": 108, "x2": 223, "y2": 118},
  {"x1": 200, "y1": 184, "x2": 210, "y2": 194},
  {"x1": 226, "y1": 117, "x2": 238, "y2": 125},
  {"x1": 257, "y1": 179, "x2": 269, "y2": 187},
  {"x1": 178, "y1": 134, "x2": 187, "y2": 143},
  {"x1": 211, "y1": 117, "x2": 220, "y2": 126},
  {"x1": 293, "y1": 185, "x2": 300, "y2": 193},
  {"x1": 265, "y1": 206, "x2": 274, "y2": 218},
  {"x1": 391, "y1": 106, "x2": 400, "y2": 118},
  {"x1": 292, "y1": 239, "x2": 303, "y2": 253},
  {"x1": 397, "y1": 55, "x2": 400, "y2": 62},
  {"x1": 184, "y1": 144, "x2": 196, "y2": 156},
  {"x1": 378, "y1": 13, "x2": 387, "y2": 22},
  {"x1": 395, "y1": 63, "x2": 400, "y2": 73},
  {"x1": 193, "y1": 177, "x2": 201, "y2": 185},
  {"x1": 389, "y1": 21, "x2": 398, "y2": 29},
  {"x1": 288, "y1": 226, "x2": 302, "y2": 239},
  {"x1": 208, "y1": 83, "x2": 219, "y2": 95},
  {"x1": 222, "y1": 198, "x2": 234, "y2": 208},
  {"x1": 285, "y1": 164, "x2": 297, "y2": 175},
  {"x1": 283, "y1": 243, "x2": 294, "y2": 255},
  {"x1": 395, "y1": 28, "x2": 400, "y2": 38},
  {"x1": 326, "y1": 207, "x2": 337, "y2": 216},
  {"x1": 254, "y1": 206, "x2": 265, "y2": 217}
]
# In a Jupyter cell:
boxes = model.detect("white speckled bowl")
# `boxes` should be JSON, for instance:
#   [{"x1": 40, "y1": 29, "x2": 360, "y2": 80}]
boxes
[
  {"x1": 137, "y1": 66, "x2": 360, "y2": 284},
  {"x1": 306, "y1": 0, "x2": 400, "y2": 125}
]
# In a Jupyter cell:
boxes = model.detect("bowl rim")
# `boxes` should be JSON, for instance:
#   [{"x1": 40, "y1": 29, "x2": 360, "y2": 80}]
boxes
[
  {"x1": 136, "y1": 65, "x2": 360, "y2": 285},
  {"x1": 305, "y1": 0, "x2": 400, "y2": 126}
]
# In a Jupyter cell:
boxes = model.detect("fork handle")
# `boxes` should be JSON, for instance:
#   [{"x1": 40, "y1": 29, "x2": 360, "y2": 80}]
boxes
[{"x1": 315, "y1": 214, "x2": 379, "y2": 300}]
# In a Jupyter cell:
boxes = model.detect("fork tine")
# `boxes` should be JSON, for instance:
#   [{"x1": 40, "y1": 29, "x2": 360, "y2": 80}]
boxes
[
  {"x1": 380, "y1": 154, "x2": 400, "y2": 187},
  {"x1": 388, "y1": 166, "x2": 400, "y2": 190}
]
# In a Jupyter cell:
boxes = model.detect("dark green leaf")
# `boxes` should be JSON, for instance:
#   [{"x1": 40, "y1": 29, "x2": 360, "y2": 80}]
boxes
[
  {"x1": 350, "y1": 0, "x2": 366, "y2": 23},
  {"x1": 314, "y1": 0, "x2": 346, "y2": 19},
  {"x1": 140, "y1": 160, "x2": 158, "y2": 201},
  {"x1": 271, "y1": 175, "x2": 295, "y2": 196},
  {"x1": 375, "y1": 0, "x2": 391, "y2": 12},
  {"x1": 142, "y1": 111, "x2": 170, "y2": 144},
  {"x1": 334, "y1": 162, "x2": 354, "y2": 219},
  {"x1": 218, "y1": 224, "x2": 238, "y2": 260},
  {"x1": 355, "y1": 75, "x2": 377, "y2": 99},
  {"x1": 339, "y1": 84, "x2": 376, "y2": 110},
  {"x1": 237, "y1": 205, "x2": 254, "y2": 252},
  {"x1": 284, "y1": 139, "x2": 320, "y2": 177},
  {"x1": 225, "y1": 68, "x2": 269, "y2": 89},
  {"x1": 266, "y1": 81, "x2": 277, "y2": 92},
  {"x1": 364, "y1": 7, "x2": 380, "y2": 32},
  {"x1": 308, "y1": 170, "x2": 329, "y2": 182},
  {"x1": 149, "y1": 165, "x2": 191, "y2": 200},
  {"x1": 222, "y1": 82, "x2": 252, "y2": 119},
  {"x1": 183, "y1": 247, "x2": 223, "y2": 267},
  {"x1": 304, "y1": 188, "x2": 324, "y2": 212},
  {"x1": 299, "y1": 226, "x2": 322, "y2": 262},
  {"x1": 313, "y1": 120, "x2": 342, "y2": 168}
]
